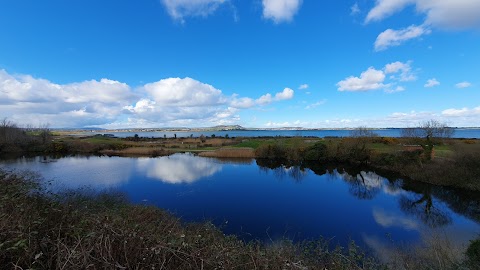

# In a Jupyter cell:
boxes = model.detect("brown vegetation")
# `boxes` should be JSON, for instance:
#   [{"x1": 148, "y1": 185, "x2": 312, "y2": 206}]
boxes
[
  {"x1": 0, "y1": 170, "x2": 384, "y2": 270},
  {"x1": 198, "y1": 147, "x2": 255, "y2": 158},
  {"x1": 101, "y1": 147, "x2": 172, "y2": 157}
]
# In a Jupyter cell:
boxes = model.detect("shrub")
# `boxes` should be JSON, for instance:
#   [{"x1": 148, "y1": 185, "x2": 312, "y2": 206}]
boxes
[
  {"x1": 304, "y1": 142, "x2": 327, "y2": 161},
  {"x1": 466, "y1": 237, "x2": 480, "y2": 269}
]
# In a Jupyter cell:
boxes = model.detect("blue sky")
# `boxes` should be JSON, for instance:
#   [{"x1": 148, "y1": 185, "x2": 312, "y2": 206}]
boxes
[{"x1": 1, "y1": 0, "x2": 479, "y2": 128}]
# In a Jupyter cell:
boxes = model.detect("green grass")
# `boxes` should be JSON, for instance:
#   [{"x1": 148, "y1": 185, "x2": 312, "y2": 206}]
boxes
[
  {"x1": 233, "y1": 139, "x2": 263, "y2": 149},
  {"x1": 368, "y1": 143, "x2": 396, "y2": 153}
]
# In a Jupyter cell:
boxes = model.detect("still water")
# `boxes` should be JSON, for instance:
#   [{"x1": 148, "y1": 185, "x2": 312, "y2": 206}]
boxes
[
  {"x1": 1, "y1": 154, "x2": 479, "y2": 253},
  {"x1": 78, "y1": 128, "x2": 480, "y2": 139}
]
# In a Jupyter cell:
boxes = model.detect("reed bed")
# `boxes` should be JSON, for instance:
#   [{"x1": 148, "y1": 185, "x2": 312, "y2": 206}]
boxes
[{"x1": 199, "y1": 147, "x2": 255, "y2": 158}]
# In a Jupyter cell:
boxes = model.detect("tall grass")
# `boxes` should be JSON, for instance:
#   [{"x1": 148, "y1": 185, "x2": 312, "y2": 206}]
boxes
[
  {"x1": 1, "y1": 169, "x2": 386, "y2": 270},
  {"x1": 101, "y1": 147, "x2": 171, "y2": 157},
  {"x1": 199, "y1": 147, "x2": 255, "y2": 158}
]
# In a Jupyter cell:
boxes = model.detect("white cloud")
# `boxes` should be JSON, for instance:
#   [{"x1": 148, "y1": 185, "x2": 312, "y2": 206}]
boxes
[
  {"x1": 265, "y1": 120, "x2": 309, "y2": 127},
  {"x1": 161, "y1": 0, "x2": 227, "y2": 22},
  {"x1": 298, "y1": 84, "x2": 309, "y2": 90},
  {"x1": 274, "y1": 87, "x2": 294, "y2": 100},
  {"x1": 0, "y1": 69, "x2": 249, "y2": 128},
  {"x1": 374, "y1": 25, "x2": 431, "y2": 51},
  {"x1": 384, "y1": 61, "x2": 416, "y2": 81},
  {"x1": 0, "y1": 69, "x2": 134, "y2": 127},
  {"x1": 262, "y1": 0, "x2": 302, "y2": 23},
  {"x1": 442, "y1": 106, "x2": 480, "y2": 117},
  {"x1": 337, "y1": 67, "x2": 387, "y2": 92},
  {"x1": 143, "y1": 77, "x2": 226, "y2": 107},
  {"x1": 305, "y1": 99, "x2": 326, "y2": 109},
  {"x1": 365, "y1": 0, "x2": 411, "y2": 23},
  {"x1": 256, "y1": 93, "x2": 273, "y2": 105},
  {"x1": 455, "y1": 81, "x2": 472, "y2": 88},
  {"x1": 424, "y1": 78, "x2": 440, "y2": 87},
  {"x1": 337, "y1": 61, "x2": 415, "y2": 92},
  {"x1": 137, "y1": 154, "x2": 222, "y2": 184},
  {"x1": 230, "y1": 97, "x2": 256, "y2": 109},
  {"x1": 124, "y1": 99, "x2": 156, "y2": 114},
  {"x1": 373, "y1": 208, "x2": 418, "y2": 230},
  {"x1": 247, "y1": 88, "x2": 295, "y2": 106},
  {"x1": 366, "y1": 0, "x2": 480, "y2": 30}
]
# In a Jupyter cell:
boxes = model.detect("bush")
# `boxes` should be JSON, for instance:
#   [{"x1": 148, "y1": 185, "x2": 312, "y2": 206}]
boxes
[
  {"x1": 466, "y1": 237, "x2": 480, "y2": 269},
  {"x1": 255, "y1": 144, "x2": 287, "y2": 159},
  {"x1": 305, "y1": 142, "x2": 327, "y2": 161}
]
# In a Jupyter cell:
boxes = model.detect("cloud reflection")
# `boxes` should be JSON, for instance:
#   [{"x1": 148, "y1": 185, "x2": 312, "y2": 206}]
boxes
[
  {"x1": 373, "y1": 208, "x2": 419, "y2": 230},
  {"x1": 136, "y1": 154, "x2": 222, "y2": 184},
  {"x1": 335, "y1": 170, "x2": 404, "y2": 198},
  {"x1": 2, "y1": 156, "x2": 134, "y2": 190}
]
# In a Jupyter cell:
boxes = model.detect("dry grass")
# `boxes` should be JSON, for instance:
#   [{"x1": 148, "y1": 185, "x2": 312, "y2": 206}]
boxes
[
  {"x1": 199, "y1": 147, "x2": 255, "y2": 158},
  {"x1": 0, "y1": 169, "x2": 386, "y2": 270},
  {"x1": 100, "y1": 147, "x2": 171, "y2": 157}
]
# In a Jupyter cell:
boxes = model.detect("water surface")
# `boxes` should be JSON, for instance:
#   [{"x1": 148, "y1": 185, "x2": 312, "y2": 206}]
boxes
[
  {"x1": 1, "y1": 154, "x2": 479, "y2": 254},
  {"x1": 76, "y1": 128, "x2": 480, "y2": 139}
]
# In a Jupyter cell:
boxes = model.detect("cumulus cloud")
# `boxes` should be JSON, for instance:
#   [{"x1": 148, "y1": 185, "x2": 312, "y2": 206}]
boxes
[
  {"x1": 384, "y1": 61, "x2": 416, "y2": 81},
  {"x1": 455, "y1": 81, "x2": 472, "y2": 88},
  {"x1": 161, "y1": 0, "x2": 227, "y2": 22},
  {"x1": 262, "y1": 0, "x2": 302, "y2": 23},
  {"x1": 424, "y1": 78, "x2": 440, "y2": 87},
  {"x1": 0, "y1": 69, "x2": 134, "y2": 127},
  {"x1": 142, "y1": 77, "x2": 226, "y2": 107},
  {"x1": 442, "y1": 106, "x2": 480, "y2": 117},
  {"x1": 337, "y1": 61, "x2": 415, "y2": 92},
  {"x1": 366, "y1": 0, "x2": 480, "y2": 30},
  {"x1": 229, "y1": 88, "x2": 295, "y2": 109},
  {"x1": 230, "y1": 97, "x2": 256, "y2": 109},
  {"x1": 0, "y1": 70, "x2": 248, "y2": 128},
  {"x1": 365, "y1": 0, "x2": 411, "y2": 23},
  {"x1": 387, "y1": 61, "x2": 415, "y2": 80},
  {"x1": 275, "y1": 88, "x2": 294, "y2": 100},
  {"x1": 0, "y1": 69, "x2": 300, "y2": 128},
  {"x1": 256, "y1": 93, "x2": 273, "y2": 105},
  {"x1": 374, "y1": 25, "x2": 431, "y2": 51},
  {"x1": 337, "y1": 67, "x2": 387, "y2": 92}
]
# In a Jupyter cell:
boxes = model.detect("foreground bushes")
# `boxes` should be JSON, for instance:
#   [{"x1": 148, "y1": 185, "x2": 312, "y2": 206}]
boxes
[{"x1": 0, "y1": 170, "x2": 385, "y2": 270}]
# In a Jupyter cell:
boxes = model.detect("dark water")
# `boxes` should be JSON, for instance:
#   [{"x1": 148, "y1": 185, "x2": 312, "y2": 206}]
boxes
[
  {"x1": 77, "y1": 128, "x2": 480, "y2": 139},
  {"x1": 1, "y1": 154, "x2": 479, "y2": 253}
]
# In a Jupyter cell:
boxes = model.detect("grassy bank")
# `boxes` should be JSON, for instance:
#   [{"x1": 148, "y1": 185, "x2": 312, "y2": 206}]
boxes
[
  {"x1": 2, "y1": 125, "x2": 480, "y2": 191},
  {"x1": 237, "y1": 136, "x2": 480, "y2": 191},
  {"x1": 3, "y1": 170, "x2": 480, "y2": 269},
  {"x1": 0, "y1": 169, "x2": 387, "y2": 269}
]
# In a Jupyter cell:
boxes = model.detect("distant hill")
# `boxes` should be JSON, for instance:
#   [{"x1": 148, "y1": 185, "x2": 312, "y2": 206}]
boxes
[{"x1": 210, "y1": 125, "x2": 245, "y2": 131}]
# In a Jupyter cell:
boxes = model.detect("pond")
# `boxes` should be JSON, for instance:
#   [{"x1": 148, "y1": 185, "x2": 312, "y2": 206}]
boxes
[{"x1": 1, "y1": 153, "x2": 479, "y2": 256}]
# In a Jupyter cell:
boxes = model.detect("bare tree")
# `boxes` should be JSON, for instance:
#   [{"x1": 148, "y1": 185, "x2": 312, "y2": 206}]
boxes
[
  {"x1": 0, "y1": 118, "x2": 23, "y2": 144},
  {"x1": 38, "y1": 123, "x2": 51, "y2": 145},
  {"x1": 401, "y1": 120, "x2": 454, "y2": 139},
  {"x1": 420, "y1": 120, "x2": 454, "y2": 139},
  {"x1": 350, "y1": 126, "x2": 378, "y2": 138}
]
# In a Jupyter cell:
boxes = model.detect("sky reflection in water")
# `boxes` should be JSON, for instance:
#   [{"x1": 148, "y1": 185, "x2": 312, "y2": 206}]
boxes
[{"x1": 1, "y1": 153, "x2": 479, "y2": 257}]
